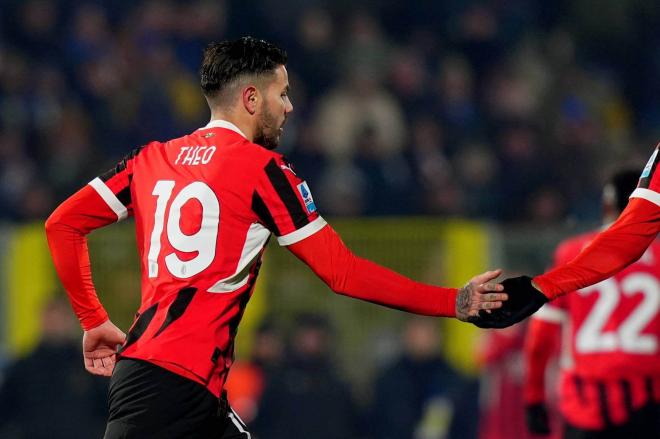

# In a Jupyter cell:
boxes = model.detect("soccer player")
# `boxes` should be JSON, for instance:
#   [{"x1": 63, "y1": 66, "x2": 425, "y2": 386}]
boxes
[
  {"x1": 523, "y1": 170, "x2": 660, "y2": 437},
  {"x1": 478, "y1": 143, "x2": 660, "y2": 333},
  {"x1": 45, "y1": 37, "x2": 507, "y2": 438}
]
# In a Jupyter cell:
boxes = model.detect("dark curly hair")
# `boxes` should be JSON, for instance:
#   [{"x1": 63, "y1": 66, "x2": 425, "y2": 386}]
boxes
[
  {"x1": 608, "y1": 169, "x2": 642, "y2": 212},
  {"x1": 200, "y1": 36, "x2": 287, "y2": 101}
]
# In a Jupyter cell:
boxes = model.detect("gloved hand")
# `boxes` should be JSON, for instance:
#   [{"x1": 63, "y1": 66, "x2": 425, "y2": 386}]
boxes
[
  {"x1": 525, "y1": 403, "x2": 551, "y2": 435},
  {"x1": 469, "y1": 276, "x2": 548, "y2": 328}
]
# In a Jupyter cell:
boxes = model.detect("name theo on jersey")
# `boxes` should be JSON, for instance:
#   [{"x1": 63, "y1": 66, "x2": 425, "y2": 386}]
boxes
[{"x1": 175, "y1": 146, "x2": 217, "y2": 165}]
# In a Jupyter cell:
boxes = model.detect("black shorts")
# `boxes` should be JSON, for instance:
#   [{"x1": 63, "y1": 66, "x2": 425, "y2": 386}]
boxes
[{"x1": 103, "y1": 358, "x2": 250, "y2": 439}]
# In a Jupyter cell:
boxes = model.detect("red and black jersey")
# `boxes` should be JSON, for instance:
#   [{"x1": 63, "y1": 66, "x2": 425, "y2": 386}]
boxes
[
  {"x1": 46, "y1": 119, "x2": 460, "y2": 397},
  {"x1": 527, "y1": 231, "x2": 660, "y2": 429},
  {"x1": 86, "y1": 120, "x2": 323, "y2": 395}
]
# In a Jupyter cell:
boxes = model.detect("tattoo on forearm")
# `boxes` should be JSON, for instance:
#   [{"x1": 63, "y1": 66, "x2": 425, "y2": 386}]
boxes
[{"x1": 456, "y1": 284, "x2": 472, "y2": 320}]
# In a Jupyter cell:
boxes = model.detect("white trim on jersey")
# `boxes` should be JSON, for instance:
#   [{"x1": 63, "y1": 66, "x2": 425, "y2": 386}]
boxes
[
  {"x1": 201, "y1": 119, "x2": 247, "y2": 139},
  {"x1": 88, "y1": 177, "x2": 128, "y2": 221},
  {"x1": 228, "y1": 410, "x2": 251, "y2": 438},
  {"x1": 533, "y1": 303, "x2": 566, "y2": 323},
  {"x1": 230, "y1": 407, "x2": 248, "y2": 429},
  {"x1": 207, "y1": 222, "x2": 271, "y2": 293},
  {"x1": 630, "y1": 188, "x2": 660, "y2": 207},
  {"x1": 277, "y1": 216, "x2": 328, "y2": 246}
]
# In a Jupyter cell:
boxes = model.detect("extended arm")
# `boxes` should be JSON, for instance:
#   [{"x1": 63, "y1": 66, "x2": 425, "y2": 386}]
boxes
[
  {"x1": 287, "y1": 224, "x2": 506, "y2": 319},
  {"x1": 534, "y1": 197, "x2": 660, "y2": 299}
]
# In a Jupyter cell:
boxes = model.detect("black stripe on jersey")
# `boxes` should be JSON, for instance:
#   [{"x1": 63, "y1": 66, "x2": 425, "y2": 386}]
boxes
[
  {"x1": 638, "y1": 145, "x2": 660, "y2": 189},
  {"x1": 621, "y1": 379, "x2": 633, "y2": 416},
  {"x1": 100, "y1": 146, "x2": 145, "y2": 182},
  {"x1": 154, "y1": 287, "x2": 197, "y2": 337},
  {"x1": 597, "y1": 381, "x2": 613, "y2": 427},
  {"x1": 574, "y1": 375, "x2": 585, "y2": 403},
  {"x1": 116, "y1": 187, "x2": 131, "y2": 207},
  {"x1": 645, "y1": 377, "x2": 654, "y2": 401},
  {"x1": 228, "y1": 254, "x2": 264, "y2": 337},
  {"x1": 229, "y1": 283, "x2": 254, "y2": 338},
  {"x1": 119, "y1": 302, "x2": 159, "y2": 353},
  {"x1": 252, "y1": 191, "x2": 281, "y2": 235},
  {"x1": 211, "y1": 347, "x2": 223, "y2": 364},
  {"x1": 264, "y1": 159, "x2": 310, "y2": 229}
]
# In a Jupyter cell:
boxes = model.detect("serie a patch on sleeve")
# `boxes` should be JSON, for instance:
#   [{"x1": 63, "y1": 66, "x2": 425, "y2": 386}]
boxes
[
  {"x1": 297, "y1": 181, "x2": 317, "y2": 214},
  {"x1": 641, "y1": 148, "x2": 659, "y2": 179}
]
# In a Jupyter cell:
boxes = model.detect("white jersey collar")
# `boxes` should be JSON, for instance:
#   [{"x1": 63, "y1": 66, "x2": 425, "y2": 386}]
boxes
[{"x1": 201, "y1": 120, "x2": 247, "y2": 139}]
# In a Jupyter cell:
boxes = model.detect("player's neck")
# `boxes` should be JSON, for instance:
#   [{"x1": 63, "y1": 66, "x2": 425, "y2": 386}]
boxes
[{"x1": 209, "y1": 113, "x2": 255, "y2": 142}]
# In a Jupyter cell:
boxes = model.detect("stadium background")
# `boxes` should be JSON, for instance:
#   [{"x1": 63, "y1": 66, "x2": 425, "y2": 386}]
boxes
[{"x1": 0, "y1": 0, "x2": 658, "y2": 438}]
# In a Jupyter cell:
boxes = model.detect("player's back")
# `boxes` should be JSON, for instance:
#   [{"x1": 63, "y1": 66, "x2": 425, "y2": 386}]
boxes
[
  {"x1": 95, "y1": 120, "x2": 324, "y2": 396},
  {"x1": 542, "y1": 231, "x2": 660, "y2": 429},
  {"x1": 130, "y1": 124, "x2": 268, "y2": 299},
  {"x1": 553, "y1": 231, "x2": 660, "y2": 379}
]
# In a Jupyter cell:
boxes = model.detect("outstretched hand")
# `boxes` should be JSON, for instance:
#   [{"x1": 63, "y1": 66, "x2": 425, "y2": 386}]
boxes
[
  {"x1": 82, "y1": 320, "x2": 126, "y2": 377},
  {"x1": 471, "y1": 276, "x2": 549, "y2": 328},
  {"x1": 456, "y1": 269, "x2": 508, "y2": 321}
]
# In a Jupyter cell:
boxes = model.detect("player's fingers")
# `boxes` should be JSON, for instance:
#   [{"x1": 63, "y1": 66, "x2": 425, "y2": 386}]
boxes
[
  {"x1": 86, "y1": 364, "x2": 104, "y2": 376},
  {"x1": 93, "y1": 358, "x2": 104, "y2": 370},
  {"x1": 481, "y1": 293, "x2": 508, "y2": 302},
  {"x1": 477, "y1": 283, "x2": 505, "y2": 293},
  {"x1": 105, "y1": 357, "x2": 116, "y2": 373},
  {"x1": 470, "y1": 269, "x2": 502, "y2": 285},
  {"x1": 479, "y1": 301, "x2": 502, "y2": 310}
]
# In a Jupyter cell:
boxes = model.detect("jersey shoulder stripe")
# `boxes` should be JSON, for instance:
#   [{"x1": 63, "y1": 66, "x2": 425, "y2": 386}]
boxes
[
  {"x1": 251, "y1": 191, "x2": 281, "y2": 235},
  {"x1": 88, "y1": 177, "x2": 128, "y2": 221},
  {"x1": 264, "y1": 158, "x2": 310, "y2": 229},
  {"x1": 100, "y1": 145, "x2": 146, "y2": 183}
]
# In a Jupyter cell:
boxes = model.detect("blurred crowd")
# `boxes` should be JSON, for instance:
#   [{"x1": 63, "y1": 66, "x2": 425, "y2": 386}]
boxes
[{"x1": 1, "y1": 0, "x2": 659, "y2": 223}]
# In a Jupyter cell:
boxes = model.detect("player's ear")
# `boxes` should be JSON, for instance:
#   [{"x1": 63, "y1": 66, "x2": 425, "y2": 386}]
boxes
[{"x1": 242, "y1": 86, "x2": 259, "y2": 115}]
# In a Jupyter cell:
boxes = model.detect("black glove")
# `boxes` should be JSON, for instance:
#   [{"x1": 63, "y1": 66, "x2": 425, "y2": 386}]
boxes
[
  {"x1": 469, "y1": 276, "x2": 549, "y2": 328},
  {"x1": 525, "y1": 403, "x2": 551, "y2": 435}
]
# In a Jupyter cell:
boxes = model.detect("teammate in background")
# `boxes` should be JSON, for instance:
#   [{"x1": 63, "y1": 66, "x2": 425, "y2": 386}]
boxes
[
  {"x1": 480, "y1": 143, "x2": 660, "y2": 333},
  {"x1": 44, "y1": 37, "x2": 507, "y2": 438},
  {"x1": 523, "y1": 169, "x2": 660, "y2": 437}
]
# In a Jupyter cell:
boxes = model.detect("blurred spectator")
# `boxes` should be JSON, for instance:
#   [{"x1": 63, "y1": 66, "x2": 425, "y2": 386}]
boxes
[
  {"x1": 252, "y1": 313, "x2": 360, "y2": 439},
  {"x1": 0, "y1": 0, "x2": 657, "y2": 221},
  {"x1": 370, "y1": 316, "x2": 478, "y2": 439},
  {"x1": 225, "y1": 319, "x2": 285, "y2": 425},
  {"x1": 0, "y1": 297, "x2": 108, "y2": 439}
]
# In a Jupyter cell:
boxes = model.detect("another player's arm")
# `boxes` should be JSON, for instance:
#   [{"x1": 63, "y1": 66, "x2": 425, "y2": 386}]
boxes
[
  {"x1": 535, "y1": 145, "x2": 660, "y2": 299},
  {"x1": 523, "y1": 307, "x2": 563, "y2": 435},
  {"x1": 477, "y1": 198, "x2": 660, "y2": 328},
  {"x1": 533, "y1": 197, "x2": 660, "y2": 299}
]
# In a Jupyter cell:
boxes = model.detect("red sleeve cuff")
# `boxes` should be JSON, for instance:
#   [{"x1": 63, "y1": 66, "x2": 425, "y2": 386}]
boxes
[
  {"x1": 80, "y1": 309, "x2": 110, "y2": 331},
  {"x1": 532, "y1": 276, "x2": 561, "y2": 300},
  {"x1": 442, "y1": 287, "x2": 459, "y2": 318}
]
